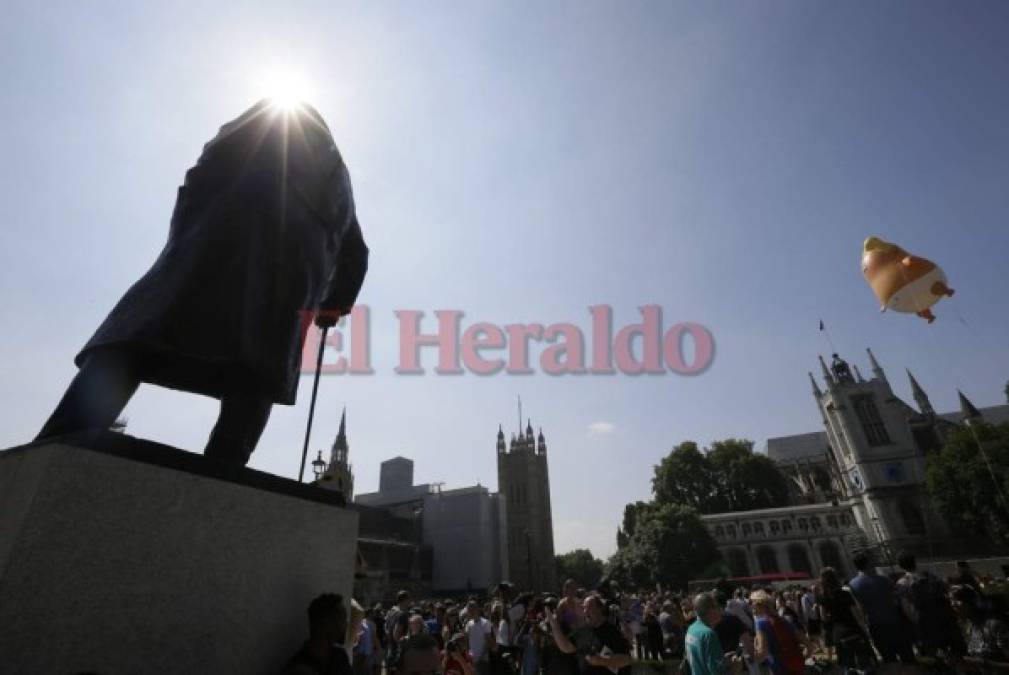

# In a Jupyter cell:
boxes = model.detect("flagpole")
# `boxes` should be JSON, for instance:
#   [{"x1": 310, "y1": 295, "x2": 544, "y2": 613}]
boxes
[{"x1": 819, "y1": 318, "x2": 837, "y2": 354}]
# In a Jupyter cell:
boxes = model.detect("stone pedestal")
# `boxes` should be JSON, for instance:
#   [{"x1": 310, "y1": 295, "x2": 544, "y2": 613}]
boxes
[{"x1": 0, "y1": 433, "x2": 358, "y2": 674}]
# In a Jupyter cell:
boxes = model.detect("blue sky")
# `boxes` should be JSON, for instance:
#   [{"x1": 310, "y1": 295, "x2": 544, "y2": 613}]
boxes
[{"x1": 3, "y1": 2, "x2": 1008, "y2": 559}]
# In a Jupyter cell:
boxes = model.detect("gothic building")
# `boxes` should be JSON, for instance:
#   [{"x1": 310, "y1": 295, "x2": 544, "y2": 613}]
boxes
[
  {"x1": 316, "y1": 408, "x2": 354, "y2": 501},
  {"x1": 497, "y1": 421, "x2": 557, "y2": 591},
  {"x1": 702, "y1": 348, "x2": 1009, "y2": 578}
]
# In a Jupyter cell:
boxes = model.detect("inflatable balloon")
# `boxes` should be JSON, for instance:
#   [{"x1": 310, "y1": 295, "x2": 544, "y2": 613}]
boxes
[{"x1": 862, "y1": 237, "x2": 954, "y2": 323}]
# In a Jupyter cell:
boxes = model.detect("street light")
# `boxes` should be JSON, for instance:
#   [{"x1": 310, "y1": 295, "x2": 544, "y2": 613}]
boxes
[{"x1": 311, "y1": 450, "x2": 327, "y2": 481}]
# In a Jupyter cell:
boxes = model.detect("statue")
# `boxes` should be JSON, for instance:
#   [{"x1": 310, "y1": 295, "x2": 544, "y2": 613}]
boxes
[{"x1": 35, "y1": 100, "x2": 369, "y2": 465}]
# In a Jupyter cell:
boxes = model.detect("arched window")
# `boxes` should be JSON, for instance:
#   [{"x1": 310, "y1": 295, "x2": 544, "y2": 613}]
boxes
[
  {"x1": 781, "y1": 520, "x2": 792, "y2": 534},
  {"x1": 787, "y1": 544, "x2": 813, "y2": 575},
  {"x1": 757, "y1": 546, "x2": 779, "y2": 574},
  {"x1": 818, "y1": 541, "x2": 845, "y2": 574},
  {"x1": 810, "y1": 516, "x2": 822, "y2": 532},
  {"x1": 726, "y1": 524, "x2": 737, "y2": 539},
  {"x1": 827, "y1": 515, "x2": 838, "y2": 529},
  {"x1": 769, "y1": 520, "x2": 780, "y2": 535},
  {"x1": 753, "y1": 522, "x2": 765, "y2": 536},
  {"x1": 727, "y1": 549, "x2": 749, "y2": 577},
  {"x1": 742, "y1": 523, "x2": 752, "y2": 537},
  {"x1": 798, "y1": 518, "x2": 808, "y2": 532},
  {"x1": 715, "y1": 525, "x2": 725, "y2": 538},
  {"x1": 899, "y1": 499, "x2": 926, "y2": 536}
]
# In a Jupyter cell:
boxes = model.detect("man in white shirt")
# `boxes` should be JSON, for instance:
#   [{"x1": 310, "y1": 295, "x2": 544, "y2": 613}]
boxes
[{"x1": 465, "y1": 600, "x2": 494, "y2": 675}]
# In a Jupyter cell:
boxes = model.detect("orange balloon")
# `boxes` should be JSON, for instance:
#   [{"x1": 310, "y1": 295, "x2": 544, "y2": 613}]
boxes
[{"x1": 861, "y1": 237, "x2": 954, "y2": 323}]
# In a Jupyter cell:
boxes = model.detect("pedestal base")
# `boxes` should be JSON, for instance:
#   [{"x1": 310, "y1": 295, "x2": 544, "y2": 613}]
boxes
[{"x1": 0, "y1": 433, "x2": 358, "y2": 674}]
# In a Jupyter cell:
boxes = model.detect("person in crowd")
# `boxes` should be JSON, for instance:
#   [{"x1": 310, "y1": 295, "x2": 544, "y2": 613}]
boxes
[
  {"x1": 444, "y1": 606, "x2": 464, "y2": 647},
  {"x1": 557, "y1": 580, "x2": 584, "y2": 632},
  {"x1": 400, "y1": 630, "x2": 441, "y2": 675},
  {"x1": 385, "y1": 591, "x2": 412, "y2": 675},
  {"x1": 426, "y1": 603, "x2": 445, "y2": 649},
  {"x1": 466, "y1": 599, "x2": 495, "y2": 675},
  {"x1": 515, "y1": 597, "x2": 544, "y2": 675},
  {"x1": 847, "y1": 552, "x2": 916, "y2": 666},
  {"x1": 659, "y1": 600, "x2": 685, "y2": 658},
  {"x1": 353, "y1": 605, "x2": 375, "y2": 675},
  {"x1": 545, "y1": 594, "x2": 633, "y2": 675},
  {"x1": 489, "y1": 602, "x2": 511, "y2": 675},
  {"x1": 895, "y1": 549, "x2": 964, "y2": 660},
  {"x1": 799, "y1": 586, "x2": 820, "y2": 652},
  {"x1": 712, "y1": 592, "x2": 755, "y2": 674},
  {"x1": 541, "y1": 596, "x2": 577, "y2": 675},
  {"x1": 682, "y1": 592, "x2": 743, "y2": 675},
  {"x1": 749, "y1": 590, "x2": 808, "y2": 675},
  {"x1": 815, "y1": 567, "x2": 873, "y2": 671},
  {"x1": 643, "y1": 602, "x2": 664, "y2": 661},
  {"x1": 725, "y1": 589, "x2": 753, "y2": 632},
  {"x1": 406, "y1": 614, "x2": 427, "y2": 638},
  {"x1": 445, "y1": 633, "x2": 476, "y2": 675},
  {"x1": 951, "y1": 585, "x2": 1009, "y2": 667},
  {"x1": 284, "y1": 593, "x2": 354, "y2": 675}
]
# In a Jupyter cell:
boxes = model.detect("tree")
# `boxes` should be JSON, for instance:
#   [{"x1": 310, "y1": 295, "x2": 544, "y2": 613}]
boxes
[
  {"x1": 607, "y1": 503, "x2": 720, "y2": 591},
  {"x1": 707, "y1": 439, "x2": 792, "y2": 512},
  {"x1": 926, "y1": 422, "x2": 1009, "y2": 549},
  {"x1": 651, "y1": 439, "x2": 790, "y2": 515},
  {"x1": 652, "y1": 442, "x2": 720, "y2": 512},
  {"x1": 616, "y1": 501, "x2": 652, "y2": 549},
  {"x1": 555, "y1": 549, "x2": 605, "y2": 588}
]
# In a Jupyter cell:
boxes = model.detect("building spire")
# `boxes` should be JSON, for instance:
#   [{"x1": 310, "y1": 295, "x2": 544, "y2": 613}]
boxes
[
  {"x1": 958, "y1": 389, "x2": 983, "y2": 424},
  {"x1": 852, "y1": 364, "x2": 865, "y2": 383},
  {"x1": 331, "y1": 406, "x2": 348, "y2": 465},
  {"x1": 809, "y1": 371, "x2": 822, "y2": 397},
  {"x1": 906, "y1": 370, "x2": 934, "y2": 415},
  {"x1": 867, "y1": 348, "x2": 887, "y2": 384},
  {"x1": 819, "y1": 355, "x2": 834, "y2": 386}
]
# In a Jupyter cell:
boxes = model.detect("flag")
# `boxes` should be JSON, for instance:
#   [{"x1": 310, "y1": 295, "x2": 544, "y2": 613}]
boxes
[{"x1": 819, "y1": 319, "x2": 824, "y2": 331}]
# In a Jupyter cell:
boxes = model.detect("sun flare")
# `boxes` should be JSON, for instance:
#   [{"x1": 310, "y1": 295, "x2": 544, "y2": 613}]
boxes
[{"x1": 258, "y1": 70, "x2": 315, "y2": 111}]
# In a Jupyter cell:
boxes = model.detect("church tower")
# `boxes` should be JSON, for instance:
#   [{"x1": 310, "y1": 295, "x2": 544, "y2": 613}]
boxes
[
  {"x1": 497, "y1": 415, "x2": 556, "y2": 591},
  {"x1": 318, "y1": 408, "x2": 354, "y2": 501},
  {"x1": 811, "y1": 350, "x2": 945, "y2": 562}
]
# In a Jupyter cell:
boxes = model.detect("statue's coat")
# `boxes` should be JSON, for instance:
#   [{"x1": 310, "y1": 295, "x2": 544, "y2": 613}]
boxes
[{"x1": 77, "y1": 100, "x2": 368, "y2": 404}]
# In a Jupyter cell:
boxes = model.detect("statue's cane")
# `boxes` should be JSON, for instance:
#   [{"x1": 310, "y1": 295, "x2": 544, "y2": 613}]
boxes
[{"x1": 298, "y1": 325, "x2": 328, "y2": 482}]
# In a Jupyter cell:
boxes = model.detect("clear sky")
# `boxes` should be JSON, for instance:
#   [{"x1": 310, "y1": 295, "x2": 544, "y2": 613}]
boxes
[{"x1": 3, "y1": 2, "x2": 1008, "y2": 560}]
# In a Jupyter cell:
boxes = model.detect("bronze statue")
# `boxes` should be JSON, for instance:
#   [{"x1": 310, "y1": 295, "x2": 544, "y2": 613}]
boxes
[{"x1": 36, "y1": 100, "x2": 368, "y2": 465}]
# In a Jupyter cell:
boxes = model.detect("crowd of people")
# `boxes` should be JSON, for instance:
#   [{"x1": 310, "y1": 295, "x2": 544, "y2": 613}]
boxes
[{"x1": 283, "y1": 552, "x2": 1009, "y2": 675}]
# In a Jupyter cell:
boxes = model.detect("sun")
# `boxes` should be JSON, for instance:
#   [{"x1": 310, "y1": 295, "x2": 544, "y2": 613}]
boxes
[{"x1": 258, "y1": 70, "x2": 315, "y2": 111}]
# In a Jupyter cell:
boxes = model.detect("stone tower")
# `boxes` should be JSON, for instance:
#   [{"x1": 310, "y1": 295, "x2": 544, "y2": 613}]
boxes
[
  {"x1": 319, "y1": 408, "x2": 354, "y2": 501},
  {"x1": 497, "y1": 419, "x2": 556, "y2": 591},
  {"x1": 811, "y1": 350, "x2": 945, "y2": 562}
]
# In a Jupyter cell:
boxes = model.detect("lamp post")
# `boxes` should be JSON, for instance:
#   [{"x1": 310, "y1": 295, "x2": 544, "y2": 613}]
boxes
[{"x1": 311, "y1": 450, "x2": 326, "y2": 482}]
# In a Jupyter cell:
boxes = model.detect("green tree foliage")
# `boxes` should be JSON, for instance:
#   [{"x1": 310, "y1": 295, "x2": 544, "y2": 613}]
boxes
[
  {"x1": 555, "y1": 549, "x2": 605, "y2": 588},
  {"x1": 616, "y1": 501, "x2": 652, "y2": 549},
  {"x1": 607, "y1": 503, "x2": 721, "y2": 590},
  {"x1": 926, "y1": 422, "x2": 1009, "y2": 548},
  {"x1": 651, "y1": 439, "x2": 791, "y2": 514}
]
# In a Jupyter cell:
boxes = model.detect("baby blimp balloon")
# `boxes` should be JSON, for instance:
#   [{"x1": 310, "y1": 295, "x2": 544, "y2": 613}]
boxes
[{"x1": 861, "y1": 237, "x2": 954, "y2": 323}]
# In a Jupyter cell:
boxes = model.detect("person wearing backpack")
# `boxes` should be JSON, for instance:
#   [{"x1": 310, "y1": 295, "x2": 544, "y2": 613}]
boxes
[
  {"x1": 895, "y1": 550, "x2": 966, "y2": 659},
  {"x1": 750, "y1": 590, "x2": 810, "y2": 675}
]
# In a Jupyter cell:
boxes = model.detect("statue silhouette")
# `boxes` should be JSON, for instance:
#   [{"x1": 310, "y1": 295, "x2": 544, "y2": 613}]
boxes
[{"x1": 37, "y1": 100, "x2": 368, "y2": 465}]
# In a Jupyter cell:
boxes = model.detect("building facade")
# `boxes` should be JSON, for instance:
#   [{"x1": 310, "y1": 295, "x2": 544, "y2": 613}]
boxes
[
  {"x1": 702, "y1": 349, "x2": 1009, "y2": 577},
  {"x1": 497, "y1": 421, "x2": 556, "y2": 592}
]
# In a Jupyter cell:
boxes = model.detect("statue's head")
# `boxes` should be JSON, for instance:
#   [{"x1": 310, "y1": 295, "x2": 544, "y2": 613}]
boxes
[{"x1": 202, "y1": 99, "x2": 338, "y2": 169}]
